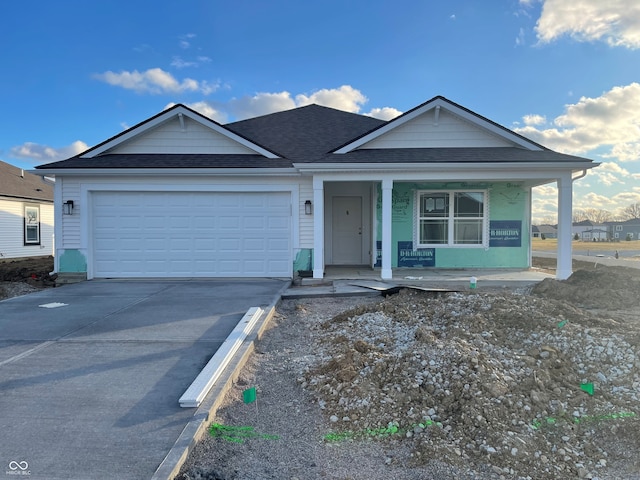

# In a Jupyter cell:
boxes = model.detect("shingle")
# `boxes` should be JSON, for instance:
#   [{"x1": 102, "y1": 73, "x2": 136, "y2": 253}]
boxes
[
  {"x1": 226, "y1": 104, "x2": 385, "y2": 161},
  {"x1": 36, "y1": 154, "x2": 294, "y2": 169},
  {"x1": 0, "y1": 160, "x2": 53, "y2": 201},
  {"x1": 310, "y1": 147, "x2": 593, "y2": 164}
]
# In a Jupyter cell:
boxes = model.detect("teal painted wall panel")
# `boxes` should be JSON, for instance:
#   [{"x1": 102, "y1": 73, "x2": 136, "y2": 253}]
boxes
[
  {"x1": 376, "y1": 182, "x2": 530, "y2": 268},
  {"x1": 59, "y1": 249, "x2": 87, "y2": 273},
  {"x1": 294, "y1": 248, "x2": 313, "y2": 272}
]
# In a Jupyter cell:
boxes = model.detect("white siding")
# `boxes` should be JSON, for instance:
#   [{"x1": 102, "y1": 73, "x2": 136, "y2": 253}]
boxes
[
  {"x1": 360, "y1": 109, "x2": 513, "y2": 149},
  {"x1": 109, "y1": 117, "x2": 257, "y2": 155},
  {"x1": 61, "y1": 179, "x2": 82, "y2": 248},
  {"x1": 0, "y1": 198, "x2": 54, "y2": 258},
  {"x1": 299, "y1": 180, "x2": 314, "y2": 248}
]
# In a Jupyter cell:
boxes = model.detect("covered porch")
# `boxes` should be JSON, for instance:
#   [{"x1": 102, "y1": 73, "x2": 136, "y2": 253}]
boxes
[{"x1": 307, "y1": 170, "x2": 580, "y2": 281}]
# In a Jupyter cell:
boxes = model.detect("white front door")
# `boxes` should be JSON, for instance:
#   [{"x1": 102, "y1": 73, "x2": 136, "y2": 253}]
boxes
[{"x1": 331, "y1": 196, "x2": 362, "y2": 264}]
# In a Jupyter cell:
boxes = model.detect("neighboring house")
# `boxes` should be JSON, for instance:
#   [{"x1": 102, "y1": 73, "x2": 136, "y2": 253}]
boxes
[
  {"x1": 532, "y1": 224, "x2": 558, "y2": 239},
  {"x1": 572, "y1": 220, "x2": 607, "y2": 240},
  {"x1": 579, "y1": 228, "x2": 609, "y2": 241},
  {"x1": 35, "y1": 96, "x2": 597, "y2": 281},
  {"x1": 605, "y1": 219, "x2": 640, "y2": 241},
  {"x1": 0, "y1": 160, "x2": 54, "y2": 258}
]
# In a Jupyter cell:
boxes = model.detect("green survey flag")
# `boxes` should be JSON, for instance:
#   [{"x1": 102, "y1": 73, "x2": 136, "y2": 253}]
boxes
[{"x1": 243, "y1": 387, "x2": 257, "y2": 404}]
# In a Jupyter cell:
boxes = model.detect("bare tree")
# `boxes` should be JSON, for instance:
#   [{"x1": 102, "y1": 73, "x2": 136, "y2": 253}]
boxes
[
  {"x1": 621, "y1": 202, "x2": 640, "y2": 220},
  {"x1": 572, "y1": 210, "x2": 589, "y2": 222},
  {"x1": 582, "y1": 208, "x2": 612, "y2": 224}
]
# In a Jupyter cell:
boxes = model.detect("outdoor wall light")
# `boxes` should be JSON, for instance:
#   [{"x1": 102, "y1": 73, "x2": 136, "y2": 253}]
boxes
[
  {"x1": 305, "y1": 200, "x2": 312, "y2": 215},
  {"x1": 62, "y1": 200, "x2": 74, "y2": 215}
]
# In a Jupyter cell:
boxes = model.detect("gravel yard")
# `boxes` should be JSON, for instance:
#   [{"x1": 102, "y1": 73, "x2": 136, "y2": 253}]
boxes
[{"x1": 178, "y1": 266, "x2": 640, "y2": 480}]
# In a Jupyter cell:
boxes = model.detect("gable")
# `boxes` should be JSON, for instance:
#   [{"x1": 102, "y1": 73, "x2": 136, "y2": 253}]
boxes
[
  {"x1": 80, "y1": 104, "x2": 280, "y2": 159},
  {"x1": 108, "y1": 115, "x2": 258, "y2": 155},
  {"x1": 358, "y1": 108, "x2": 514, "y2": 149}
]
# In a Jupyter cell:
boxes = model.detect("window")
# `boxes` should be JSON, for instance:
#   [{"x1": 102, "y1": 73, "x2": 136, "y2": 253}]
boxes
[
  {"x1": 416, "y1": 191, "x2": 486, "y2": 247},
  {"x1": 24, "y1": 205, "x2": 40, "y2": 245},
  {"x1": 616, "y1": 225, "x2": 623, "y2": 231}
]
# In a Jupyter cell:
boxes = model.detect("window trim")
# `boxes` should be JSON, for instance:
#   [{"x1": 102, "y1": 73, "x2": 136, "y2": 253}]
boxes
[
  {"x1": 415, "y1": 190, "x2": 488, "y2": 248},
  {"x1": 24, "y1": 204, "x2": 41, "y2": 245}
]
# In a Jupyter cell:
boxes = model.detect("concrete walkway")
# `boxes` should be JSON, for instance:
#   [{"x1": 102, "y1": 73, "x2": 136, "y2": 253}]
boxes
[{"x1": 0, "y1": 279, "x2": 287, "y2": 480}]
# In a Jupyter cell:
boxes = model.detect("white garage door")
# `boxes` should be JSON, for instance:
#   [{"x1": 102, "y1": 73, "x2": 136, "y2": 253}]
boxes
[{"x1": 92, "y1": 191, "x2": 292, "y2": 278}]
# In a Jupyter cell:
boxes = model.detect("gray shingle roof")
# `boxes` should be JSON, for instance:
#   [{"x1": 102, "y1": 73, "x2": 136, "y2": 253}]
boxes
[
  {"x1": 312, "y1": 147, "x2": 594, "y2": 164},
  {"x1": 35, "y1": 101, "x2": 595, "y2": 171},
  {"x1": 226, "y1": 104, "x2": 385, "y2": 161},
  {"x1": 36, "y1": 154, "x2": 294, "y2": 169},
  {"x1": 0, "y1": 160, "x2": 53, "y2": 201}
]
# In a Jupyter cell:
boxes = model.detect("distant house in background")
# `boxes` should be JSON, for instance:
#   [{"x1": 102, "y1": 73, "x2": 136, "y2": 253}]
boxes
[
  {"x1": 605, "y1": 219, "x2": 640, "y2": 241},
  {"x1": 572, "y1": 220, "x2": 608, "y2": 241},
  {"x1": 0, "y1": 160, "x2": 54, "y2": 258},
  {"x1": 532, "y1": 224, "x2": 557, "y2": 239}
]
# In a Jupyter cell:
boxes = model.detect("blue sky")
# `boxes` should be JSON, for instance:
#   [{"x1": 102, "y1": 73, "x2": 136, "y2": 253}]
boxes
[{"x1": 2, "y1": 0, "x2": 639, "y2": 223}]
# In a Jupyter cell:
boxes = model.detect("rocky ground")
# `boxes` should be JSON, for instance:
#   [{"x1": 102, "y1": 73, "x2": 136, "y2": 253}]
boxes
[
  {"x1": 0, "y1": 256, "x2": 55, "y2": 300},
  {"x1": 178, "y1": 265, "x2": 640, "y2": 480}
]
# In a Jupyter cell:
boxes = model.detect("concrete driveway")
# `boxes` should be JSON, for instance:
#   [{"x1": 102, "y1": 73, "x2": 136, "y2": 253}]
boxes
[{"x1": 0, "y1": 279, "x2": 287, "y2": 480}]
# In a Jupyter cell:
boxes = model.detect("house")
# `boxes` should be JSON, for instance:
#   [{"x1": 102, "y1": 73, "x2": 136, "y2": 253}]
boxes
[
  {"x1": 605, "y1": 219, "x2": 640, "y2": 241},
  {"x1": 571, "y1": 219, "x2": 607, "y2": 241},
  {"x1": 0, "y1": 160, "x2": 54, "y2": 258},
  {"x1": 532, "y1": 224, "x2": 557, "y2": 239},
  {"x1": 34, "y1": 96, "x2": 598, "y2": 282}
]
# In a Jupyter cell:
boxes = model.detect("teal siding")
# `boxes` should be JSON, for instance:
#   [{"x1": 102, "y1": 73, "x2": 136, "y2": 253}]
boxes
[{"x1": 376, "y1": 182, "x2": 530, "y2": 268}]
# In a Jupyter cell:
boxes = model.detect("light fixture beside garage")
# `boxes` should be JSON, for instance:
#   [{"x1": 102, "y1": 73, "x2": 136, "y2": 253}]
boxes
[
  {"x1": 62, "y1": 200, "x2": 74, "y2": 215},
  {"x1": 305, "y1": 200, "x2": 312, "y2": 215}
]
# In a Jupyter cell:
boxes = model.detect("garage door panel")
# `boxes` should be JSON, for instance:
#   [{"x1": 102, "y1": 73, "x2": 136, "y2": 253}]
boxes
[{"x1": 92, "y1": 191, "x2": 291, "y2": 277}]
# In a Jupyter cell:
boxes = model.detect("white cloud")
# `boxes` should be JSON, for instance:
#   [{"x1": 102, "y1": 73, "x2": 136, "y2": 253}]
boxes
[
  {"x1": 229, "y1": 92, "x2": 298, "y2": 120},
  {"x1": 179, "y1": 33, "x2": 196, "y2": 49},
  {"x1": 515, "y1": 27, "x2": 526, "y2": 46},
  {"x1": 535, "y1": 0, "x2": 640, "y2": 49},
  {"x1": 10, "y1": 140, "x2": 88, "y2": 163},
  {"x1": 522, "y1": 114, "x2": 546, "y2": 126},
  {"x1": 94, "y1": 68, "x2": 219, "y2": 95},
  {"x1": 171, "y1": 55, "x2": 212, "y2": 69},
  {"x1": 364, "y1": 107, "x2": 402, "y2": 121},
  {"x1": 295, "y1": 85, "x2": 368, "y2": 113},
  {"x1": 514, "y1": 83, "x2": 640, "y2": 160},
  {"x1": 227, "y1": 85, "x2": 378, "y2": 121}
]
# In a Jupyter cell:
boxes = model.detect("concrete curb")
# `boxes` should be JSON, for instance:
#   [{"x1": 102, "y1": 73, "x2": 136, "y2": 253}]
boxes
[{"x1": 151, "y1": 280, "x2": 290, "y2": 480}]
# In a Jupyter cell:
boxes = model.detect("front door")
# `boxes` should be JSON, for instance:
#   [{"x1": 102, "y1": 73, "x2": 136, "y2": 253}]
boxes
[{"x1": 332, "y1": 196, "x2": 362, "y2": 264}]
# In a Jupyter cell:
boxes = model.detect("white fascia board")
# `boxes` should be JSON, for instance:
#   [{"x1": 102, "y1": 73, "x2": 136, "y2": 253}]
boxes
[
  {"x1": 82, "y1": 106, "x2": 280, "y2": 159},
  {"x1": 334, "y1": 97, "x2": 544, "y2": 153},
  {"x1": 295, "y1": 161, "x2": 595, "y2": 174},
  {"x1": 32, "y1": 168, "x2": 300, "y2": 177}
]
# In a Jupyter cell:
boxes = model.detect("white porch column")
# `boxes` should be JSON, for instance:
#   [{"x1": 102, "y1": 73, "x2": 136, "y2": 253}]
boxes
[
  {"x1": 556, "y1": 173, "x2": 573, "y2": 280},
  {"x1": 381, "y1": 178, "x2": 393, "y2": 280},
  {"x1": 312, "y1": 178, "x2": 325, "y2": 279}
]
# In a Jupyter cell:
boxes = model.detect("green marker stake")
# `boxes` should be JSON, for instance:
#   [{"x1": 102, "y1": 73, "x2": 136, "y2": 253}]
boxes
[
  {"x1": 557, "y1": 320, "x2": 567, "y2": 328},
  {"x1": 243, "y1": 387, "x2": 257, "y2": 404},
  {"x1": 580, "y1": 383, "x2": 595, "y2": 396}
]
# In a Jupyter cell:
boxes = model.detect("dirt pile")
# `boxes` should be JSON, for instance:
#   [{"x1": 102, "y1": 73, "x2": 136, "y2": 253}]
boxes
[
  {"x1": 178, "y1": 267, "x2": 640, "y2": 480},
  {"x1": 532, "y1": 265, "x2": 640, "y2": 309},
  {"x1": 0, "y1": 256, "x2": 55, "y2": 299},
  {"x1": 298, "y1": 272, "x2": 640, "y2": 479}
]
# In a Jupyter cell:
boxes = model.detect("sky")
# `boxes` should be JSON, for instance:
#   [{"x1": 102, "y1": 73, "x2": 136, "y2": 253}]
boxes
[{"x1": 1, "y1": 0, "x2": 639, "y2": 223}]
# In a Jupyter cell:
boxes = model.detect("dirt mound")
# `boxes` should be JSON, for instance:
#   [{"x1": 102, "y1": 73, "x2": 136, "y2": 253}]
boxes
[
  {"x1": 301, "y1": 289, "x2": 640, "y2": 479},
  {"x1": 532, "y1": 266, "x2": 640, "y2": 309},
  {"x1": 178, "y1": 267, "x2": 640, "y2": 480},
  {"x1": 0, "y1": 256, "x2": 56, "y2": 300}
]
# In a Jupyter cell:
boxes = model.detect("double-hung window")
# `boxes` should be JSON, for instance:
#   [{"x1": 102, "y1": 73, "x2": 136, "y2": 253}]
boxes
[
  {"x1": 416, "y1": 191, "x2": 486, "y2": 247},
  {"x1": 24, "y1": 205, "x2": 41, "y2": 245}
]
